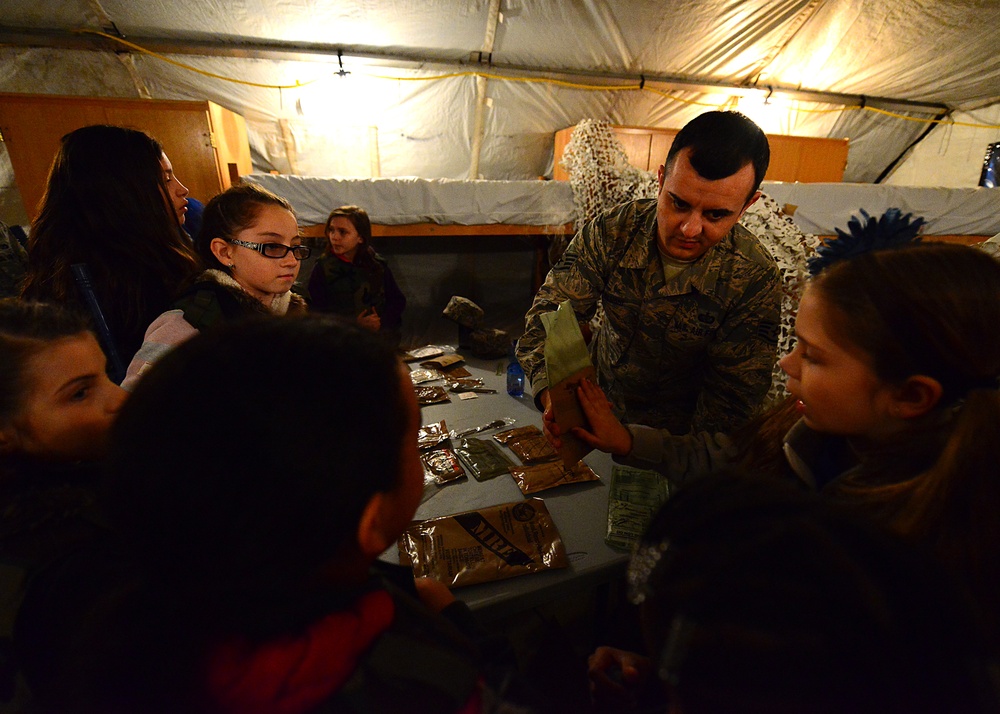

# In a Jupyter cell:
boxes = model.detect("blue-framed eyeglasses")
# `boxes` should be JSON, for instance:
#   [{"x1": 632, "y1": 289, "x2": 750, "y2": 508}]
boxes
[{"x1": 227, "y1": 238, "x2": 311, "y2": 260}]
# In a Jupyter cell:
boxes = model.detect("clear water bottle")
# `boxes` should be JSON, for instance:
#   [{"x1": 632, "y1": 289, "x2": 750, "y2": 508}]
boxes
[{"x1": 506, "y1": 344, "x2": 525, "y2": 397}]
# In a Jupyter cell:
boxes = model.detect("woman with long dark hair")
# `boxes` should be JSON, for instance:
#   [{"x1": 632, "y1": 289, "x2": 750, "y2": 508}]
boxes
[{"x1": 21, "y1": 125, "x2": 200, "y2": 368}]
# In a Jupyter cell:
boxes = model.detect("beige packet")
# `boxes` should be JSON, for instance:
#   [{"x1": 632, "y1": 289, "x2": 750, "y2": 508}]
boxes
[
  {"x1": 510, "y1": 460, "x2": 599, "y2": 495},
  {"x1": 540, "y1": 301, "x2": 595, "y2": 468},
  {"x1": 398, "y1": 499, "x2": 568, "y2": 587}
]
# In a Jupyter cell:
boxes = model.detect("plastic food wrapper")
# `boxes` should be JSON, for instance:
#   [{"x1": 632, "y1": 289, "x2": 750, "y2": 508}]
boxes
[
  {"x1": 449, "y1": 417, "x2": 515, "y2": 439},
  {"x1": 409, "y1": 368, "x2": 443, "y2": 385},
  {"x1": 421, "y1": 448, "x2": 466, "y2": 485},
  {"x1": 416, "y1": 421, "x2": 450, "y2": 450},
  {"x1": 415, "y1": 386, "x2": 451, "y2": 406},
  {"x1": 493, "y1": 426, "x2": 558, "y2": 464},
  {"x1": 493, "y1": 425, "x2": 539, "y2": 445},
  {"x1": 403, "y1": 345, "x2": 451, "y2": 362},
  {"x1": 510, "y1": 460, "x2": 599, "y2": 495},
  {"x1": 449, "y1": 378, "x2": 496, "y2": 394},
  {"x1": 399, "y1": 498, "x2": 568, "y2": 587},
  {"x1": 453, "y1": 437, "x2": 514, "y2": 481},
  {"x1": 540, "y1": 300, "x2": 596, "y2": 468},
  {"x1": 605, "y1": 465, "x2": 670, "y2": 551}
]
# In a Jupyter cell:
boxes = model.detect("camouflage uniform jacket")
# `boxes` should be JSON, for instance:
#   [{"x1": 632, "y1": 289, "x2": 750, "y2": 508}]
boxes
[{"x1": 517, "y1": 198, "x2": 780, "y2": 435}]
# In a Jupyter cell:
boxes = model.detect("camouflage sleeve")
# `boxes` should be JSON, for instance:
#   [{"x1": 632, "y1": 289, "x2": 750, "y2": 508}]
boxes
[
  {"x1": 516, "y1": 216, "x2": 613, "y2": 407},
  {"x1": 617, "y1": 425, "x2": 738, "y2": 484},
  {"x1": 692, "y1": 262, "x2": 781, "y2": 433}
]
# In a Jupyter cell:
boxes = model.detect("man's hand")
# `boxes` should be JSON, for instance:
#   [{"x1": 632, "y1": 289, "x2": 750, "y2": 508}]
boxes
[
  {"x1": 571, "y1": 379, "x2": 633, "y2": 456},
  {"x1": 357, "y1": 306, "x2": 381, "y2": 332},
  {"x1": 587, "y1": 646, "x2": 653, "y2": 708}
]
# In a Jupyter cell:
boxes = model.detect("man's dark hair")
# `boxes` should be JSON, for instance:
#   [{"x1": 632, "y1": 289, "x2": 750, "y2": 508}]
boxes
[{"x1": 665, "y1": 111, "x2": 770, "y2": 199}]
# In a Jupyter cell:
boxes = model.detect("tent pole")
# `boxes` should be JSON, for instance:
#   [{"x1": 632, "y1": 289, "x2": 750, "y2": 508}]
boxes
[
  {"x1": 469, "y1": 0, "x2": 501, "y2": 179},
  {"x1": 0, "y1": 25, "x2": 950, "y2": 117},
  {"x1": 874, "y1": 108, "x2": 952, "y2": 183}
]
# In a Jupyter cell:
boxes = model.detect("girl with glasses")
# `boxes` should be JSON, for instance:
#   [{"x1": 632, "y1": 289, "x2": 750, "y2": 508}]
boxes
[
  {"x1": 307, "y1": 205, "x2": 406, "y2": 344},
  {"x1": 122, "y1": 183, "x2": 308, "y2": 389}
]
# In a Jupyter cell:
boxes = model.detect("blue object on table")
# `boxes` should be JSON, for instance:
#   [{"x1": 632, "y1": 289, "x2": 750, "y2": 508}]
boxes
[{"x1": 506, "y1": 344, "x2": 525, "y2": 397}]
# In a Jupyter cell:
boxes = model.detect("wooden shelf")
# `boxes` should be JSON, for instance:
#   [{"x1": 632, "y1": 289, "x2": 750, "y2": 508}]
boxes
[
  {"x1": 0, "y1": 93, "x2": 252, "y2": 220},
  {"x1": 553, "y1": 124, "x2": 849, "y2": 183}
]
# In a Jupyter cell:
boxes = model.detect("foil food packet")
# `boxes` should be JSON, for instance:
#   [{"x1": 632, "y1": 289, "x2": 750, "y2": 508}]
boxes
[
  {"x1": 416, "y1": 420, "x2": 450, "y2": 450},
  {"x1": 399, "y1": 499, "x2": 568, "y2": 587},
  {"x1": 453, "y1": 437, "x2": 514, "y2": 481},
  {"x1": 510, "y1": 460, "x2": 599, "y2": 495},
  {"x1": 420, "y1": 448, "x2": 466, "y2": 485},
  {"x1": 415, "y1": 385, "x2": 451, "y2": 406}
]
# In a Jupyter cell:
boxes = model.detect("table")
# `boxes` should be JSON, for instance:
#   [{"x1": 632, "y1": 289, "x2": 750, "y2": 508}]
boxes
[{"x1": 382, "y1": 352, "x2": 630, "y2": 621}]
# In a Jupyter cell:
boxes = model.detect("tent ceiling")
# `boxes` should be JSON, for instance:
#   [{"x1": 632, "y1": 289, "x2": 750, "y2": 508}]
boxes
[{"x1": 1, "y1": 0, "x2": 998, "y2": 187}]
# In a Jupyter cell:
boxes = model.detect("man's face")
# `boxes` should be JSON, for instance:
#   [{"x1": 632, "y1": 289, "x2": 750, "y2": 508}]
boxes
[{"x1": 655, "y1": 147, "x2": 759, "y2": 262}]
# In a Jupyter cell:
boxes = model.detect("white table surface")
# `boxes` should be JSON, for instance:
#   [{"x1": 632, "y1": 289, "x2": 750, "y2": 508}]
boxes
[{"x1": 383, "y1": 351, "x2": 629, "y2": 621}]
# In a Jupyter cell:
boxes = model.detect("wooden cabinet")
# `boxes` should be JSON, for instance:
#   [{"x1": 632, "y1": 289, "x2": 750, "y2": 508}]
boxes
[
  {"x1": 0, "y1": 93, "x2": 252, "y2": 220},
  {"x1": 553, "y1": 124, "x2": 849, "y2": 183}
]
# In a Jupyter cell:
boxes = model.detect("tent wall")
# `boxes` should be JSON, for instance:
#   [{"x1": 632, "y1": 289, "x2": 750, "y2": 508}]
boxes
[{"x1": 886, "y1": 103, "x2": 1000, "y2": 188}]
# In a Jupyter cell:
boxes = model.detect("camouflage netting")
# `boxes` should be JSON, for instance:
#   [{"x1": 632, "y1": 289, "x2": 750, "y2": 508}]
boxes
[{"x1": 559, "y1": 120, "x2": 819, "y2": 406}]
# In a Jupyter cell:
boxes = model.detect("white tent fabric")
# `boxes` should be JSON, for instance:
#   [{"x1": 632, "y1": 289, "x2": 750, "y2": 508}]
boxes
[
  {"x1": 2, "y1": 0, "x2": 1000, "y2": 210},
  {"x1": 245, "y1": 174, "x2": 575, "y2": 227}
]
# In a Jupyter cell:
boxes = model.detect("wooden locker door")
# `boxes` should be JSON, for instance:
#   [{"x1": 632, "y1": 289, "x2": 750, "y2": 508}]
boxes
[
  {"x1": 104, "y1": 103, "x2": 221, "y2": 205},
  {"x1": 764, "y1": 135, "x2": 805, "y2": 183},
  {"x1": 648, "y1": 131, "x2": 678, "y2": 172},
  {"x1": 795, "y1": 137, "x2": 848, "y2": 182},
  {"x1": 612, "y1": 128, "x2": 654, "y2": 172},
  {"x1": 208, "y1": 102, "x2": 252, "y2": 191},
  {"x1": 0, "y1": 96, "x2": 107, "y2": 218}
]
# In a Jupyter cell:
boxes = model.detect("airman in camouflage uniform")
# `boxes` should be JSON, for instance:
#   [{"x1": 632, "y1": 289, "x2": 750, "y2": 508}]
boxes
[{"x1": 517, "y1": 111, "x2": 780, "y2": 435}]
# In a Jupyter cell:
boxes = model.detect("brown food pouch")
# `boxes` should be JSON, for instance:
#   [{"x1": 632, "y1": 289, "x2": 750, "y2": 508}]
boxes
[
  {"x1": 420, "y1": 354, "x2": 464, "y2": 370},
  {"x1": 510, "y1": 460, "x2": 599, "y2": 495},
  {"x1": 398, "y1": 498, "x2": 568, "y2": 587},
  {"x1": 421, "y1": 448, "x2": 466, "y2": 484},
  {"x1": 547, "y1": 365, "x2": 596, "y2": 467},
  {"x1": 507, "y1": 432, "x2": 558, "y2": 464},
  {"x1": 415, "y1": 386, "x2": 451, "y2": 405}
]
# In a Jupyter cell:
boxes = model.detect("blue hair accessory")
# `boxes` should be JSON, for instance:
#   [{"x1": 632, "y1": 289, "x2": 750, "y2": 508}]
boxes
[{"x1": 807, "y1": 207, "x2": 926, "y2": 276}]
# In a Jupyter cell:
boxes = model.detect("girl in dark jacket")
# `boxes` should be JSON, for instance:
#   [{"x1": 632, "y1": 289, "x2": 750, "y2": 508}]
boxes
[
  {"x1": 307, "y1": 205, "x2": 405, "y2": 344},
  {"x1": 30, "y1": 318, "x2": 525, "y2": 714}
]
